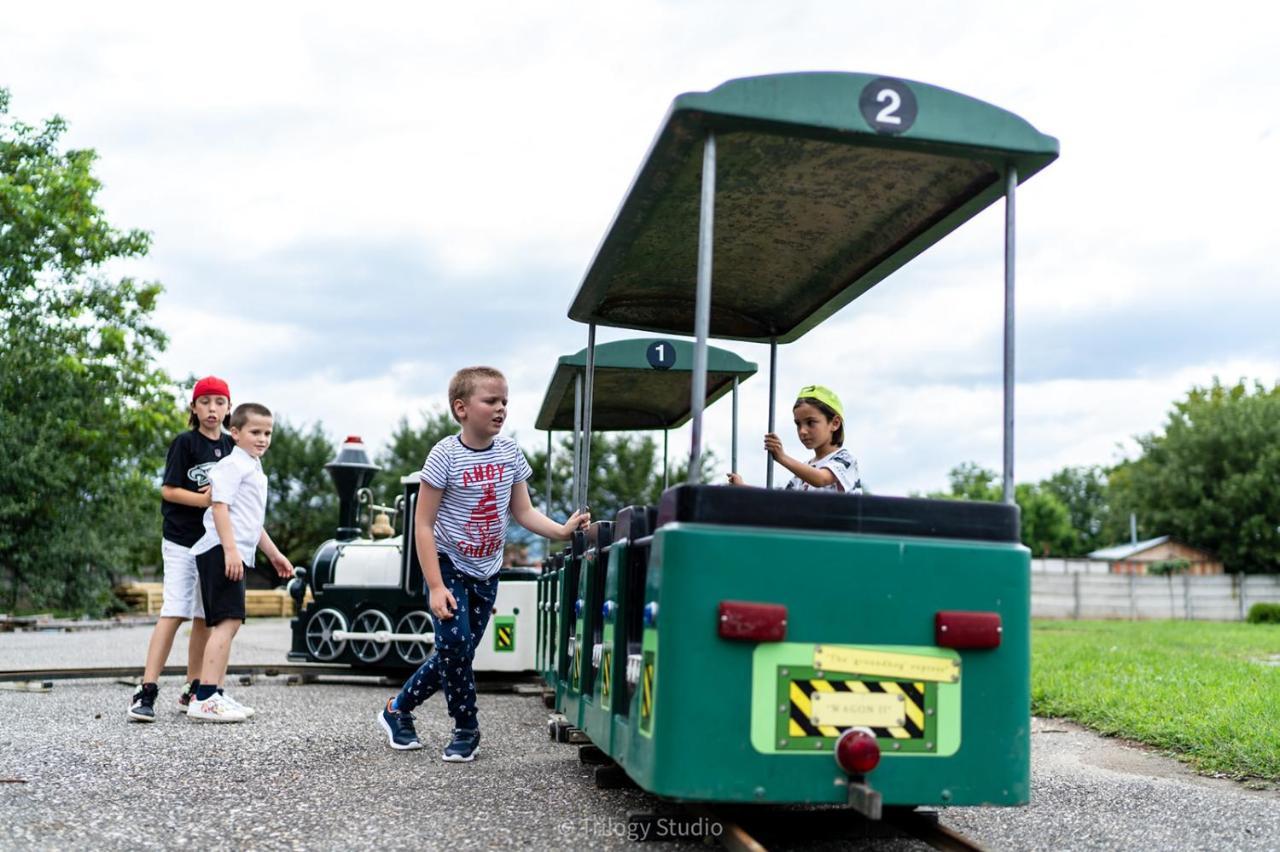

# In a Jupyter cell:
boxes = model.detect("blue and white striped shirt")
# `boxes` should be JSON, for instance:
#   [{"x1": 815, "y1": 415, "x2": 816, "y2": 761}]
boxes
[{"x1": 420, "y1": 435, "x2": 532, "y2": 579}]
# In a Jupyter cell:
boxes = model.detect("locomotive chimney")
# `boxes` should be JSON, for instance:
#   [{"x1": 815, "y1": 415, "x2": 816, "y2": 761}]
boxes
[{"x1": 326, "y1": 435, "x2": 379, "y2": 541}]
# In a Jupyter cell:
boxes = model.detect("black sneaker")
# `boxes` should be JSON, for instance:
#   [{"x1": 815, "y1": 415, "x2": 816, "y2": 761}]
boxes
[
  {"x1": 442, "y1": 728, "x2": 480, "y2": 762},
  {"x1": 176, "y1": 680, "x2": 200, "y2": 713},
  {"x1": 378, "y1": 698, "x2": 422, "y2": 750},
  {"x1": 128, "y1": 683, "x2": 159, "y2": 722}
]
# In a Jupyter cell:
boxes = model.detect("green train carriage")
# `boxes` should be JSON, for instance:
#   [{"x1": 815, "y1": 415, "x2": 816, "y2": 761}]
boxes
[{"x1": 539, "y1": 71, "x2": 1057, "y2": 816}]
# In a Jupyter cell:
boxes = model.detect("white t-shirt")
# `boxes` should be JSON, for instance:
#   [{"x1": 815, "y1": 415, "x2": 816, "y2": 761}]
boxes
[
  {"x1": 784, "y1": 447, "x2": 861, "y2": 494},
  {"x1": 190, "y1": 446, "x2": 268, "y2": 565},
  {"x1": 420, "y1": 435, "x2": 532, "y2": 580}
]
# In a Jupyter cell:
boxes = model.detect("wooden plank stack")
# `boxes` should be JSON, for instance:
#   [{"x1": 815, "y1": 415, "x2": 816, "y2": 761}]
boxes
[{"x1": 114, "y1": 582, "x2": 302, "y2": 618}]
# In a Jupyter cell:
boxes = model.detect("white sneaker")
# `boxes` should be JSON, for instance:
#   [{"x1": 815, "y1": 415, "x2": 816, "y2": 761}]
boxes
[
  {"x1": 187, "y1": 692, "x2": 247, "y2": 723},
  {"x1": 219, "y1": 692, "x2": 256, "y2": 719}
]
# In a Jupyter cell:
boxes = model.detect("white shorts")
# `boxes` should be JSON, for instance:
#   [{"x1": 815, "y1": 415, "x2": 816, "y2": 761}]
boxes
[{"x1": 160, "y1": 539, "x2": 206, "y2": 620}]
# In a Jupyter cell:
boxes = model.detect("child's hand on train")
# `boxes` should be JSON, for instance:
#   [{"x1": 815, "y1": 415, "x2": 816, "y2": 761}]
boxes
[
  {"x1": 429, "y1": 584, "x2": 457, "y2": 620},
  {"x1": 726, "y1": 472, "x2": 745, "y2": 485},
  {"x1": 560, "y1": 510, "x2": 590, "y2": 538},
  {"x1": 764, "y1": 433, "x2": 784, "y2": 458}
]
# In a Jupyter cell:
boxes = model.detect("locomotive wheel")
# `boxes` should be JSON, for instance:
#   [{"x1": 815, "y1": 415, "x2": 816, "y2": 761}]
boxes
[
  {"x1": 304, "y1": 608, "x2": 349, "y2": 662},
  {"x1": 395, "y1": 610, "x2": 434, "y2": 666},
  {"x1": 349, "y1": 609, "x2": 393, "y2": 664}
]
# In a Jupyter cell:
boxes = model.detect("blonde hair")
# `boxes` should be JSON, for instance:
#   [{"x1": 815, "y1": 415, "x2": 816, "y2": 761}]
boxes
[{"x1": 448, "y1": 367, "x2": 506, "y2": 422}]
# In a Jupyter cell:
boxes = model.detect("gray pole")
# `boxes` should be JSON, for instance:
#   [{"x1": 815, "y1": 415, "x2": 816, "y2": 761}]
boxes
[
  {"x1": 731, "y1": 375, "x2": 739, "y2": 473},
  {"x1": 582, "y1": 323, "x2": 597, "y2": 509},
  {"x1": 663, "y1": 429, "x2": 669, "y2": 490},
  {"x1": 1001, "y1": 166, "x2": 1017, "y2": 505},
  {"x1": 545, "y1": 429, "x2": 553, "y2": 558},
  {"x1": 766, "y1": 337, "x2": 777, "y2": 488},
  {"x1": 574, "y1": 375, "x2": 583, "y2": 509},
  {"x1": 688, "y1": 133, "x2": 716, "y2": 484}
]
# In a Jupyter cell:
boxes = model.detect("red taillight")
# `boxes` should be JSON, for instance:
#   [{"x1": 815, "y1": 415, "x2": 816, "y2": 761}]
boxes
[
  {"x1": 717, "y1": 601, "x2": 787, "y2": 642},
  {"x1": 834, "y1": 728, "x2": 880, "y2": 775},
  {"x1": 935, "y1": 610, "x2": 1002, "y2": 649}
]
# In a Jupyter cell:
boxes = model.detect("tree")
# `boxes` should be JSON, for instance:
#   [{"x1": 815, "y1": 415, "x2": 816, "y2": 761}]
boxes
[
  {"x1": 927, "y1": 463, "x2": 1074, "y2": 557},
  {"x1": 260, "y1": 420, "x2": 338, "y2": 577},
  {"x1": 1, "y1": 89, "x2": 179, "y2": 613},
  {"x1": 1110, "y1": 379, "x2": 1280, "y2": 573},
  {"x1": 371, "y1": 407, "x2": 458, "y2": 504},
  {"x1": 1041, "y1": 465, "x2": 1111, "y2": 556}
]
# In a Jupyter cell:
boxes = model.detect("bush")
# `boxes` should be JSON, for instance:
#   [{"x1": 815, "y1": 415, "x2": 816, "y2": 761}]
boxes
[
  {"x1": 1148, "y1": 558, "x2": 1191, "y2": 576},
  {"x1": 1246, "y1": 603, "x2": 1280, "y2": 624}
]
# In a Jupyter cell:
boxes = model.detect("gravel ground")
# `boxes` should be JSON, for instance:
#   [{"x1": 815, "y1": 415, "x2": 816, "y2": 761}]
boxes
[{"x1": 3, "y1": 620, "x2": 1278, "y2": 851}]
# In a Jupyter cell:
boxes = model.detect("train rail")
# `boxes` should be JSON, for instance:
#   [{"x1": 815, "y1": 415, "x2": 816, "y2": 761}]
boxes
[
  {"x1": 685, "y1": 803, "x2": 988, "y2": 852},
  {"x1": 0, "y1": 664, "x2": 543, "y2": 692}
]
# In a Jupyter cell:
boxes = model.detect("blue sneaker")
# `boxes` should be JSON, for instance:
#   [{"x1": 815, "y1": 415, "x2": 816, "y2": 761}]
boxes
[
  {"x1": 378, "y1": 698, "x2": 422, "y2": 750},
  {"x1": 442, "y1": 728, "x2": 480, "y2": 762}
]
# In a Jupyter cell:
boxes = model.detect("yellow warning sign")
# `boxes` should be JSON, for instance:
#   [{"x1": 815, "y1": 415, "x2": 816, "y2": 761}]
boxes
[
  {"x1": 495, "y1": 625, "x2": 514, "y2": 651},
  {"x1": 814, "y1": 645, "x2": 959, "y2": 683},
  {"x1": 640, "y1": 660, "x2": 654, "y2": 723},
  {"x1": 809, "y1": 690, "x2": 904, "y2": 728},
  {"x1": 601, "y1": 649, "x2": 612, "y2": 698},
  {"x1": 572, "y1": 642, "x2": 581, "y2": 688},
  {"x1": 787, "y1": 678, "x2": 927, "y2": 742}
]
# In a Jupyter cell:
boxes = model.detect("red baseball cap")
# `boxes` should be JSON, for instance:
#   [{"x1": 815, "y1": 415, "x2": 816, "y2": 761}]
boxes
[{"x1": 192, "y1": 376, "x2": 231, "y2": 402}]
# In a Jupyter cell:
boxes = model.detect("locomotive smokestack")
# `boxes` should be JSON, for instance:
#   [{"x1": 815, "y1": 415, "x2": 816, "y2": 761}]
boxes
[{"x1": 326, "y1": 435, "x2": 379, "y2": 541}]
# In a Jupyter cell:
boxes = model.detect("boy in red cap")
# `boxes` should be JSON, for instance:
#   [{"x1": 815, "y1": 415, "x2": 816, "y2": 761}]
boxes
[{"x1": 129, "y1": 376, "x2": 233, "y2": 721}]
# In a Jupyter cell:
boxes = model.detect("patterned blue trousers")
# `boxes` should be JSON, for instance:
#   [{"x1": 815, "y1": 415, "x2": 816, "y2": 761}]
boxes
[{"x1": 394, "y1": 555, "x2": 498, "y2": 731}]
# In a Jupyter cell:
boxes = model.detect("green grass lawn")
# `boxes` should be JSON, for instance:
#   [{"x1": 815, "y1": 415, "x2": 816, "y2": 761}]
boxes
[{"x1": 1031, "y1": 620, "x2": 1280, "y2": 781}]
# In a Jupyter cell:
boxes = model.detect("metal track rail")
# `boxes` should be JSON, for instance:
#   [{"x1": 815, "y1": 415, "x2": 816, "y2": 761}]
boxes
[
  {"x1": 684, "y1": 804, "x2": 987, "y2": 852},
  {"x1": 0, "y1": 665, "x2": 543, "y2": 692}
]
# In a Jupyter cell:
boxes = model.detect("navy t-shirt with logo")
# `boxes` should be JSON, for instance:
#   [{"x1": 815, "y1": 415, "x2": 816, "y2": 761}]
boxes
[{"x1": 162, "y1": 429, "x2": 235, "y2": 546}]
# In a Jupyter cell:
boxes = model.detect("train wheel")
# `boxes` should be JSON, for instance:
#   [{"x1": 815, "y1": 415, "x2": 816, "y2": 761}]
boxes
[
  {"x1": 305, "y1": 608, "x2": 348, "y2": 662},
  {"x1": 395, "y1": 610, "x2": 433, "y2": 666},
  {"x1": 350, "y1": 609, "x2": 393, "y2": 664}
]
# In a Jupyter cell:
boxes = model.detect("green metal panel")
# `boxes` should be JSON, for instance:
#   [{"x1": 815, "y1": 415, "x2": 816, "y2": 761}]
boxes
[
  {"x1": 567, "y1": 72, "x2": 1058, "y2": 342},
  {"x1": 535, "y1": 338, "x2": 756, "y2": 431},
  {"x1": 619, "y1": 522, "x2": 1030, "y2": 806}
]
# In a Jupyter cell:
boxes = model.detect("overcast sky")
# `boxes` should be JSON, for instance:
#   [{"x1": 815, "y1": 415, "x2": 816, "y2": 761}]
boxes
[{"x1": 4, "y1": 2, "x2": 1277, "y2": 496}]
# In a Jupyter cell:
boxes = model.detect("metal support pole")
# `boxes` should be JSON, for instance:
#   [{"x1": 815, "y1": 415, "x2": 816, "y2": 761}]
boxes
[
  {"x1": 581, "y1": 323, "x2": 597, "y2": 508},
  {"x1": 688, "y1": 133, "x2": 716, "y2": 484},
  {"x1": 572, "y1": 373, "x2": 583, "y2": 510},
  {"x1": 1001, "y1": 166, "x2": 1017, "y2": 505},
  {"x1": 545, "y1": 429, "x2": 553, "y2": 557},
  {"x1": 766, "y1": 337, "x2": 777, "y2": 488},
  {"x1": 663, "y1": 429, "x2": 669, "y2": 490},
  {"x1": 731, "y1": 375, "x2": 739, "y2": 474}
]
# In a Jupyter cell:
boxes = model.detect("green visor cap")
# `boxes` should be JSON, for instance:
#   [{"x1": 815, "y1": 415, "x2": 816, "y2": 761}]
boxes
[{"x1": 796, "y1": 384, "x2": 844, "y2": 419}]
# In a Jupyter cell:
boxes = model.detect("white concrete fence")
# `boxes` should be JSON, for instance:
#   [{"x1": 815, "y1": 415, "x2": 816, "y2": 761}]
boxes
[{"x1": 1030, "y1": 562, "x2": 1280, "y2": 621}]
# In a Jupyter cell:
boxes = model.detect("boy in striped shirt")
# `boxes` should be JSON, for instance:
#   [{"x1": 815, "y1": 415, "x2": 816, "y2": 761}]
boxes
[{"x1": 379, "y1": 366, "x2": 588, "y2": 760}]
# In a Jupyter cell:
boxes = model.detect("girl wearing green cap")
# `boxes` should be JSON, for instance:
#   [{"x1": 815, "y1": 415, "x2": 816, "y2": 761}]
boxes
[{"x1": 727, "y1": 384, "x2": 861, "y2": 493}]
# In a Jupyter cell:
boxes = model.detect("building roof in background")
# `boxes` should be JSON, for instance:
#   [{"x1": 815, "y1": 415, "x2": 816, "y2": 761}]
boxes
[{"x1": 1088, "y1": 536, "x2": 1173, "y2": 561}]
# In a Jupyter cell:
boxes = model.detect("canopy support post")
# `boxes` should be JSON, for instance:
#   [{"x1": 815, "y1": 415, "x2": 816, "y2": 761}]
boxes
[
  {"x1": 582, "y1": 323, "x2": 597, "y2": 510},
  {"x1": 731, "y1": 375, "x2": 739, "y2": 474},
  {"x1": 545, "y1": 429, "x2": 553, "y2": 558},
  {"x1": 766, "y1": 337, "x2": 777, "y2": 488},
  {"x1": 688, "y1": 133, "x2": 716, "y2": 485},
  {"x1": 1002, "y1": 166, "x2": 1017, "y2": 505},
  {"x1": 572, "y1": 373, "x2": 583, "y2": 510},
  {"x1": 663, "y1": 429, "x2": 669, "y2": 490}
]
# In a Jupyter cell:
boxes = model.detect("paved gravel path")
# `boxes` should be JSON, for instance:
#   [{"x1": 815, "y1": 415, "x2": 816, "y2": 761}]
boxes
[{"x1": 3, "y1": 620, "x2": 1277, "y2": 850}]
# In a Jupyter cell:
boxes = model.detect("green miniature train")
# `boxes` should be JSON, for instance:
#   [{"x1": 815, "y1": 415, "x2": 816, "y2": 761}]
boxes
[{"x1": 535, "y1": 71, "x2": 1057, "y2": 817}]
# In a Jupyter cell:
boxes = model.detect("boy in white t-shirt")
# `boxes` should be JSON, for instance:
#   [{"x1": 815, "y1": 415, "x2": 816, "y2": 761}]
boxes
[
  {"x1": 188, "y1": 402, "x2": 293, "y2": 722},
  {"x1": 378, "y1": 366, "x2": 588, "y2": 760}
]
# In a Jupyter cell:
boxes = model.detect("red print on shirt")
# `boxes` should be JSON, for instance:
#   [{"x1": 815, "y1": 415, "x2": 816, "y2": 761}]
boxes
[{"x1": 458, "y1": 463, "x2": 506, "y2": 559}]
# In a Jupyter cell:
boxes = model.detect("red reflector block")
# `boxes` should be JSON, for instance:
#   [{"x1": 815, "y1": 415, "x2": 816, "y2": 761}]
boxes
[
  {"x1": 717, "y1": 601, "x2": 787, "y2": 642},
  {"x1": 835, "y1": 728, "x2": 881, "y2": 775},
  {"x1": 935, "y1": 610, "x2": 1002, "y2": 649}
]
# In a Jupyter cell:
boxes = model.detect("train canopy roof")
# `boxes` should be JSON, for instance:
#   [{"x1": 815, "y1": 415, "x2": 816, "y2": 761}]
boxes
[
  {"x1": 567, "y1": 72, "x2": 1059, "y2": 343},
  {"x1": 535, "y1": 337, "x2": 756, "y2": 431}
]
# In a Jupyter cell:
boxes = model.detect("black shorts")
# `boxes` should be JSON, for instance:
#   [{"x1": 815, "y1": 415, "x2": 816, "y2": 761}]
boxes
[{"x1": 194, "y1": 545, "x2": 247, "y2": 627}]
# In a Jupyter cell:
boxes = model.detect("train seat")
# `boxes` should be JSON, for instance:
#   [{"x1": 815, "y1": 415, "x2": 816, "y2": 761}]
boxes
[{"x1": 655, "y1": 484, "x2": 1020, "y2": 543}]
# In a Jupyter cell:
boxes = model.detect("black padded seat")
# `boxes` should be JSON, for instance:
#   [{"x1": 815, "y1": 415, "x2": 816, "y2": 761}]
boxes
[
  {"x1": 612, "y1": 505, "x2": 656, "y2": 545},
  {"x1": 587, "y1": 520, "x2": 614, "y2": 552},
  {"x1": 656, "y1": 484, "x2": 1020, "y2": 544}
]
